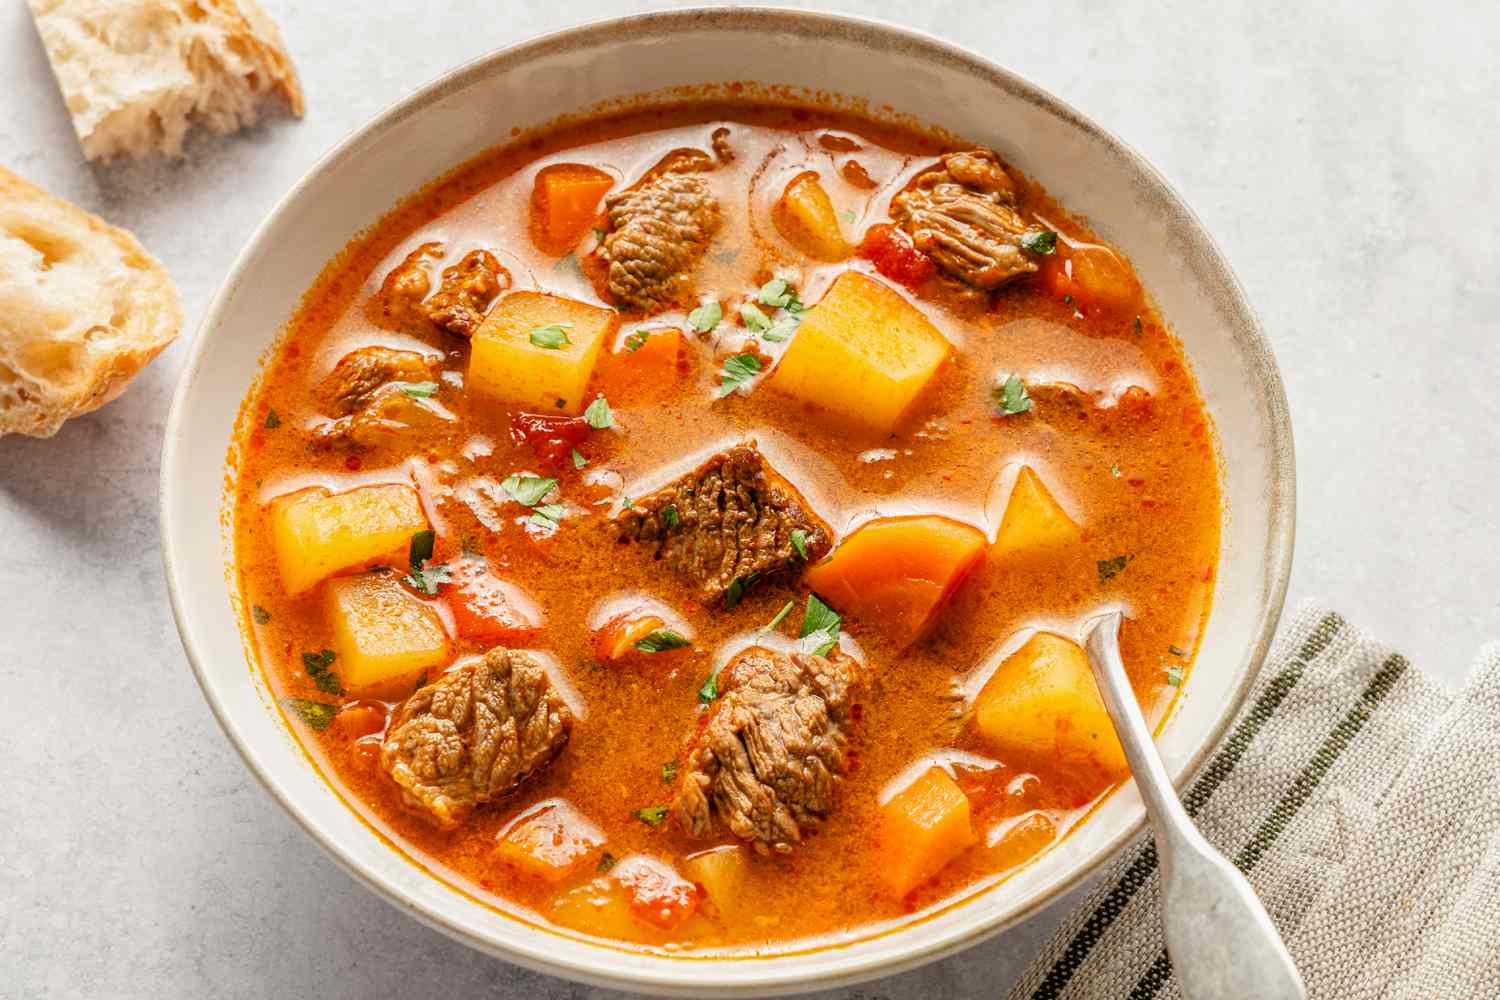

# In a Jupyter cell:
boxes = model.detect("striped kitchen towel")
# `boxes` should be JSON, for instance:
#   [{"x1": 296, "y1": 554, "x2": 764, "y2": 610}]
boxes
[{"x1": 1008, "y1": 601, "x2": 1500, "y2": 1000}]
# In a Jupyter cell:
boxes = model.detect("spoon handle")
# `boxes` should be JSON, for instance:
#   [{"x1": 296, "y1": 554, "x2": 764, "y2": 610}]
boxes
[{"x1": 1082, "y1": 612, "x2": 1306, "y2": 1000}]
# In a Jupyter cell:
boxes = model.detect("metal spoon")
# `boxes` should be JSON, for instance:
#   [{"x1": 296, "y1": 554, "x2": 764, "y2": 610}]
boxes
[{"x1": 1081, "y1": 611, "x2": 1306, "y2": 1000}]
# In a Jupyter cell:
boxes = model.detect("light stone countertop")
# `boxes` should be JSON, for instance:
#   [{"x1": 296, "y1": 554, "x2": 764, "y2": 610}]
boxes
[{"x1": 2, "y1": 2, "x2": 1496, "y2": 997}]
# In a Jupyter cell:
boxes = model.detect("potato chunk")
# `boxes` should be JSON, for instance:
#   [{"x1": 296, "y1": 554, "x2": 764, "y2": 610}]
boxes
[
  {"x1": 973, "y1": 632, "x2": 1128, "y2": 780},
  {"x1": 469, "y1": 291, "x2": 615, "y2": 414},
  {"x1": 773, "y1": 172, "x2": 850, "y2": 261},
  {"x1": 765, "y1": 271, "x2": 950, "y2": 433},
  {"x1": 993, "y1": 466, "x2": 1081, "y2": 557},
  {"x1": 270, "y1": 483, "x2": 427, "y2": 595},
  {"x1": 493, "y1": 800, "x2": 605, "y2": 883},
  {"x1": 803, "y1": 514, "x2": 986, "y2": 647},
  {"x1": 683, "y1": 845, "x2": 747, "y2": 913},
  {"x1": 326, "y1": 574, "x2": 450, "y2": 696},
  {"x1": 876, "y1": 766, "x2": 976, "y2": 898}
]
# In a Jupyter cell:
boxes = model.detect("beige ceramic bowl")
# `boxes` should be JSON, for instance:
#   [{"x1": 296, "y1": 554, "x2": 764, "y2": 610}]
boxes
[{"x1": 161, "y1": 8, "x2": 1294, "y2": 995}]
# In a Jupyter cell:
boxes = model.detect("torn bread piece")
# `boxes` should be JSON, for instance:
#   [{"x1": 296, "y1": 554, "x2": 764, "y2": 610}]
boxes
[
  {"x1": 27, "y1": 0, "x2": 304, "y2": 161},
  {"x1": 0, "y1": 167, "x2": 182, "y2": 437}
]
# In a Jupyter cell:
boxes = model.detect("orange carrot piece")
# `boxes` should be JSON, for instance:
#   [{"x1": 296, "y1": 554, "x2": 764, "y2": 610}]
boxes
[
  {"x1": 876, "y1": 767, "x2": 977, "y2": 898},
  {"x1": 803, "y1": 514, "x2": 986, "y2": 647},
  {"x1": 445, "y1": 558, "x2": 543, "y2": 644},
  {"x1": 1038, "y1": 240, "x2": 1140, "y2": 316},
  {"x1": 600, "y1": 326, "x2": 685, "y2": 399},
  {"x1": 530, "y1": 163, "x2": 614, "y2": 256},
  {"x1": 493, "y1": 801, "x2": 606, "y2": 883},
  {"x1": 612, "y1": 856, "x2": 701, "y2": 930}
]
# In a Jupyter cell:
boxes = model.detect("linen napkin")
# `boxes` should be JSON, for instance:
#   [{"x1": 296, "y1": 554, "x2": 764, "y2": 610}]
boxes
[{"x1": 1007, "y1": 601, "x2": 1500, "y2": 1000}]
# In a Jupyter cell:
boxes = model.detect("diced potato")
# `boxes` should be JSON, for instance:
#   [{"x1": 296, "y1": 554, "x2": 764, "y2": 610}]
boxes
[
  {"x1": 270, "y1": 484, "x2": 428, "y2": 595},
  {"x1": 876, "y1": 767, "x2": 977, "y2": 898},
  {"x1": 494, "y1": 800, "x2": 605, "y2": 883},
  {"x1": 773, "y1": 172, "x2": 850, "y2": 261},
  {"x1": 973, "y1": 632, "x2": 1128, "y2": 780},
  {"x1": 530, "y1": 163, "x2": 614, "y2": 256},
  {"x1": 683, "y1": 845, "x2": 747, "y2": 914},
  {"x1": 325, "y1": 574, "x2": 451, "y2": 697},
  {"x1": 469, "y1": 291, "x2": 616, "y2": 414},
  {"x1": 804, "y1": 514, "x2": 986, "y2": 647},
  {"x1": 612, "y1": 855, "x2": 702, "y2": 930},
  {"x1": 993, "y1": 466, "x2": 1081, "y2": 557},
  {"x1": 989, "y1": 811, "x2": 1057, "y2": 870},
  {"x1": 765, "y1": 271, "x2": 951, "y2": 433},
  {"x1": 550, "y1": 878, "x2": 641, "y2": 941}
]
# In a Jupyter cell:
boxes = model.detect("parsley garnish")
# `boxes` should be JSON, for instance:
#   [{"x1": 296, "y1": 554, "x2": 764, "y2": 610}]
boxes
[
  {"x1": 596, "y1": 852, "x2": 618, "y2": 873},
  {"x1": 1021, "y1": 230, "x2": 1058, "y2": 254},
  {"x1": 264, "y1": 409, "x2": 280, "y2": 429},
  {"x1": 583, "y1": 395, "x2": 613, "y2": 429},
  {"x1": 591, "y1": 227, "x2": 607, "y2": 243},
  {"x1": 1097, "y1": 554, "x2": 1133, "y2": 582},
  {"x1": 282, "y1": 698, "x2": 337, "y2": 731},
  {"x1": 992, "y1": 374, "x2": 1033, "y2": 416},
  {"x1": 799, "y1": 594, "x2": 841, "y2": 656},
  {"x1": 301, "y1": 649, "x2": 343, "y2": 696},
  {"x1": 635, "y1": 629, "x2": 690, "y2": 653},
  {"x1": 756, "y1": 277, "x2": 801, "y2": 311},
  {"x1": 529, "y1": 503, "x2": 566, "y2": 529},
  {"x1": 1166, "y1": 665, "x2": 1185, "y2": 686},
  {"x1": 251, "y1": 605, "x2": 272, "y2": 625},
  {"x1": 621, "y1": 495, "x2": 634, "y2": 509},
  {"x1": 763, "y1": 316, "x2": 798, "y2": 342},
  {"x1": 717, "y1": 353, "x2": 762, "y2": 397},
  {"x1": 838, "y1": 209, "x2": 857, "y2": 225},
  {"x1": 624, "y1": 330, "x2": 649, "y2": 352},
  {"x1": 790, "y1": 529, "x2": 809, "y2": 560},
  {"x1": 500, "y1": 474, "x2": 557, "y2": 507},
  {"x1": 632, "y1": 805, "x2": 669, "y2": 827},
  {"x1": 408, "y1": 529, "x2": 435, "y2": 567},
  {"x1": 723, "y1": 573, "x2": 757, "y2": 609},
  {"x1": 688, "y1": 300, "x2": 722, "y2": 332},
  {"x1": 661, "y1": 504, "x2": 680, "y2": 529},
  {"x1": 764, "y1": 600, "x2": 795, "y2": 632},
  {"x1": 698, "y1": 669, "x2": 721, "y2": 704},
  {"x1": 392, "y1": 381, "x2": 439, "y2": 398},
  {"x1": 528, "y1": 322, "x2": 574, "y2": 349},
  {"x1": 405, "y1": 560, "x2": 452, "y2": 595},
  {"x1": 1111, "y1": 463, "x2": 1123, "y2": 478},
  {"x1": 661, "y1": 761, "x2": 679, "y2": 784},
  {"x1": 571, "y1": 448, "x2": 587, "y2": 469},
  {"x1": 738, "y1": 302, "x2": 772, "y2": 332}
]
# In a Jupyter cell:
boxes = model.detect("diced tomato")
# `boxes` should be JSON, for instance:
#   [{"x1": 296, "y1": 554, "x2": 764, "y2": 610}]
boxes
[
  {"x1": 612, "y1": 856, "x2": 701, "y2": 929},
  {"x1": 857, "y1": 223, "x2": 935, "y2": 289},
  {"x1": 1037, "y1": 240, "x2": 1139, "y2": 315},
  {"x1": 592, "y1": 612, "x2": 668, "y2": 661},
  {"x1": 511, "y1": 412, "x2": 591, "y2": 468},
  {"x1": 445, "y1": 558, "x2": 543, "y2": 643}
]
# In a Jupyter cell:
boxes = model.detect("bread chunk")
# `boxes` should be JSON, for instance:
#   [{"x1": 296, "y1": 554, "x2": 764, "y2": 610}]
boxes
[
  {"x1": 0, "y1": 167, "x2": 181, "y2": 438},
  {"x1": 27, "y1": 0, "x2": 304, "y2": 161}
]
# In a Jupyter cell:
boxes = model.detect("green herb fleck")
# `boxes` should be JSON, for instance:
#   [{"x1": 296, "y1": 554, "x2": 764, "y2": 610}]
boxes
[
  {"x1": 717, "y1": 352, "x2": 762, "y2": 397},
  {"x1": 839, "y1": 209, "x2": 857, "y2": 225},
  {"x1": 790, "y1": 529, "x2": 809, "y2": 560},
  {"x1": 571, "y1": 448, "x2": 588, "y2": 469},
  {"x1": 282, "y1": 698, "x2": 337, "y2": 731},
  {"x1": 596, "y1": 851, "x2": 618, "y2": 873},
  {"x1": 251, "y1": 605, "x2": 272, "y2": 625},
  {"x1": 529, "y1": 504, "x2": 566, "y2": 528},
  {"x1": 528, "y1": 323, "x2": 574, "y2": 350},
  {"x1": 799, "y1": 593, "x2": 842, "y2": 656},
  {"x1": 500, "y1": 474, "x2": 558, "y2": 507},
  {"x1": 992, "y1": 374, "x2": 1033, "y2": 416},
  {"x1": 723, "y1": 573, "x2": 758, "y2": 609},
  {"x1": 1063, "y1": 293, "x2": 1074, "y2": 305},
  {"x1": 661, "y1": 761, "x2": 679, "y2": 784},
  {"x1": 698, "y1": 668, "x2": 721, "y2": 704},
  {"x1": 689, "y1": 300, "x2": 722, "y2": 332},
  {"x1": 763, "y1": 316, "x2": 798, "y2": 342},
  {"x1": 392, "y1": 381, "x2": 440, "y2": 398},
  {"x1": 264, "y1": 409, "x2": 281, "y2": 429},
  {"x1": 591, "y1": 227, "x2": 607, "y2": 243},
  {"x1": 661, "y1": 504, "x2": 680, "y2": 529},
  {"x1": 1111, "y1": 463, "x2": 1122, "y2": 478},
  {"x1": 632, "y1": 805, "x2": 669, "y2": 827},
  {"x1": 1166, "y1": 665, "x2": 1185, "y2": 686},
  {"x1": 621, "y1": 495, "x2": 634, "y2": 510},
  {"x1": 1133, "y1": 315, "x2": 1144, "y2": 335},
  {"x1": 739, "y1": 302, "x2": 772, "y2": 332},
  {"x1": 757, "y1": 278, "x2": 790, "y2": 308},
  {"x1": 635, "y1": 629, "x2": 691, "y2": 653},
  {"x1": 301, "y1": 649, "x2": 343, "y2": 696},
  {"x1": 583, "y1": 395, "x2": 613, "y2": 429},
  {"x1": 408, "y1": 529, "x2": 436, "y2": 567},
  {"x1": 405, "y1": 560, "x2": 452, "y2": 595},
  {"x1": 1021, "y1": 229, "x2": 1058, "y2": 255},
  {"x1": 1097, "y1": 554, "x2": 1133, "y2": 582},
  {"x1": 624, "y1": 330, "x2": 649, "y2": 352},
  {"x1": 764, "y1": 600, "x2": 795, "y2": 632}
]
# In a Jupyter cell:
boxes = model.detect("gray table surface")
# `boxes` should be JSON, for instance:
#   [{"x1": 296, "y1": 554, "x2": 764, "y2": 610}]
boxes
[{"x1": 3, "y1": 1, "x2": 1496, "y2": 997}]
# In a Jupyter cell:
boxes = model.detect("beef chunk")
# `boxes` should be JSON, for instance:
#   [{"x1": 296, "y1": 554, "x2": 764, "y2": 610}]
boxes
[
  {"x1": 890, "y1": 149, "x2": 1048, "y2": 290},
  {"x1": 614, "y1": 444, "x2": 831, "y2": 604},
  {"x1": 671, "y1": 646, "x2": 860, "y2": 854},
  {"x1": 380, "y1": 648, "x2": 573, "y2": 830},
  {"x1": 312, "y1": 346, "x2": 449, "y2": 448},
  {"x1": 376, "y1": 242, "x2": 509, "y2": 336},
  {"x1": 602, "y1": 155, "x2": 722, "y2": 311}
]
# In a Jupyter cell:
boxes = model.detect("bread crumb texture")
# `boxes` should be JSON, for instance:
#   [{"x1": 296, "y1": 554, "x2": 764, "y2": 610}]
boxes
[
  {"x1": 0, "y1": 168, "x2": 182, "y2": 437},
  {"x1": 27, "y1": 0, "x2": 304, "y2": 161}
]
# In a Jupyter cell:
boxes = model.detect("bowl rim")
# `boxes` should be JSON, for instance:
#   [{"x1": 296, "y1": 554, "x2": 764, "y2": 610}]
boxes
[{"x1": 160, "y1": 6, "x2": 1295, "y2": 994}]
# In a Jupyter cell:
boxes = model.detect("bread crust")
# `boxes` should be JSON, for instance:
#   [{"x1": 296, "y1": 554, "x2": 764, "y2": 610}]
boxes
[
  {"x1": 0, "y1": 167, "x2": 182, "y2": 438},
  {"x1": 27, "y1": 0, "x2": 304, "y2": 161}
]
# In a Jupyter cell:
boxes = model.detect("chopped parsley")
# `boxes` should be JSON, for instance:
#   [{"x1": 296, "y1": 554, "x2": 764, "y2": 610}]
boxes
[
  {"x1": 1166, "y1": 665, "x2": 1185, "y2": 687},
  {"x1": 392, "y1": 381, "x2": 440, "y2": 398},
  {"x1": 583, "y1": 395, "x2": 613, "y2": 429},
  {"x1": 688, "y1": 300, "x2": 722, "y2": 332},
  {"x1": 500, "y1": 474, "x2": 558, "y2": 507},
  {"x1": 301, "y1": 649, "x2": 343, "y2": 696},
  {"x1": 764, "y1": 599, "x2": 795, "y2": 632},
  {"x1": 263, "y1": 409, "x2": 281, "y2": 429},
  {"x1": 408, "y1": 529, "x2": 436, "y2": 566},
  {"x1": 789, "y1": 529, "x2": 809, "y2": 560},
  {"x1": 723, "y1": 573, "x2": 757, "y2": 609},
  {"x1": 799, "y1": 594, "x2": 841, "y2": 657},
  {"x1": 591, "y1": 227, "x2": 607, "y2": 243},
  {"x1": 528, "y1": 322, "x2": 574, "y2": 349},
  {"x1": 717, "y1": 353, "x2": 762, "y2": 397},
  {"x1": 282, "y1": 698, "x2": 337, "y2": 731},
  {"x1": 661, "y1": 504, "x2": 680, "y2": 529},
  {"x1": 596, "y1": 851, "x2": 618, "y2": 873},
  {"x1": 1097, "y1": 554, "x2": 1133, "y2": 582},
  {"x1": 1020, "y1": 229, "x2": 1058, "y2": 255},
  {"x1": 251, "y1": 604, "x2": 272, "y2": 625},
  {"x1": 529, "y1": 503, "x2": 565, "y2": 529},
  {"x1": 632, "y1": 805, "x2": 669, "y2": 827},
  {"x1": 621, "y1": 495, "x2": 634, "y2": 510},
  {"x1": 838, "y1": 209, "x2": 857, "y2": 225},
  {"x1": 1133, "y1": 315, "x2": 1144, "y2": 335},
  {"x1": 698, "y1": 668, "x2": 721, "y2": 703},
  {"x1": 763, "y1": 316, "x2": 798, "y2": 342},
  {"x1": 738, "y1": 302, "x2": 772, "y2": 332},
  {"x1": 624, "y1": 330, "x2": 649, "y2": 352},
  {"x1": 992, "y1": 374, "x2": 1033, "y2": 416},
  {"x1": 405, "y1": 560, "x2": 452, "y2": 595},
  {"x1": 756, "y1": 277, "x2": 802, "y2": 311},
  {"x1": 635, "y1": 629, "x2": 690, "y2": 653},
  {"x1": 1111, "y1": 463, "x2": 1123, "y2": 478},
  {"x1": 661, "y1": 761, "x2": 679, "y2": 784},
  {"x1": 571, "y1": 448, "x2": 588, "y2": 469}
]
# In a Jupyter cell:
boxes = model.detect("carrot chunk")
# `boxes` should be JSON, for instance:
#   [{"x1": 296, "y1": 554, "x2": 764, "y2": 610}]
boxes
[
  {"x1": 803, "y1": 515, "x2": 986, "y2": 647},
  {"x1": 445, "y1": 559, "x2": 543, "y2": 644},
  {"x1": 1038, "y1": 239, "x2": 1140, "y2": 315},
  {"x1": 612, "y1": 855, "x2": 701, "y2": 929},
  {"x1": 876, "y1": 767, "x2": 977, "y2": 898},
  {"x1": 493, "y1": 800, "x2": 606, "y2": 883},
  {"x1": 530, "y1": 163, "x2": 614, "y2": 255},
  {"x1": 600, "y1": 326, "x2": 685, "y2": 400}
]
